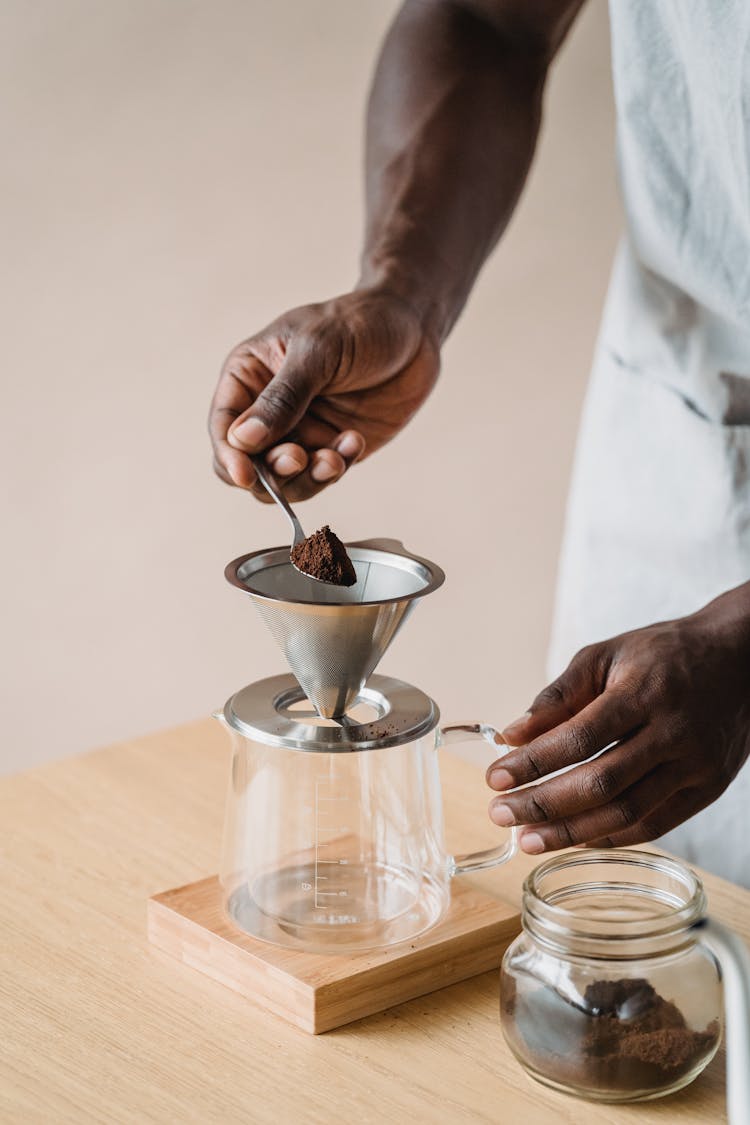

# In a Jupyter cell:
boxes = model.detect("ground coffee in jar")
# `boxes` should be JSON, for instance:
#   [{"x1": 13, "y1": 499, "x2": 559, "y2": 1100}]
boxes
[
  {"x1": 502, "y1": 974, "x2": 719, "y2": 1094},
  {"x1": 500, "y1": 850, "x2": 722, "y2": 1102}
]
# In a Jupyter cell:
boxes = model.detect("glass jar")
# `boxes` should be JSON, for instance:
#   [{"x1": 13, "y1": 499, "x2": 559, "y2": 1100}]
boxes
[{"x1": 501, "y1": 850, "x2": 722, "y2": 1102}]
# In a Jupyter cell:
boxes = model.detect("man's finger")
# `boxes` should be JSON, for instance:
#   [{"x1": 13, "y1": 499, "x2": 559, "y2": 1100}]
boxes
[
  {"x1": 209, "y1": 361, "x2": 263, "y2": 488},
  {"x1": 209, "y1": 355, "x2": 265, "y2": 438},
  {"x1": 515, "y1": 761, "x2": 683, "y2": 854},
  {"x1": 265, "y1": 442, "x2": 309, "y2": 479},
  {"x1": 227, "y1": 338, "x2": 329, "y2": 453},
  {"x1": 212, "y1": 457, "x2": 235, "y2": 486},
  {"x1": 212, "y1": 438, "x2": 257, "y2": 490},
  {"x1": 488, "y1": 729, "x2": 657, "y2": 827},
  {"x1": 587, "y1": 786, "x2": 707, "y2": 849},
  {"x1": 501, "y1": 642, "x2": 610, "y2": 745},
  {"x1": 272, "y1": 430, "x2": 366, "y2": 502},
  {"x1": 487, "y1": 683, "x2": 641, "y2": 791}
]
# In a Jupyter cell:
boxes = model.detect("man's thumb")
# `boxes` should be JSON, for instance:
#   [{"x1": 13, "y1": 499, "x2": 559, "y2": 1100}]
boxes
[{"x1": 228, "y1": 354, "x2": 322, "y2": 452}]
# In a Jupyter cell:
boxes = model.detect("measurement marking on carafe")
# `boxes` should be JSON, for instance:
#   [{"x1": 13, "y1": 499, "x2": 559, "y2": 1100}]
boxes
[
  {"x1": 314, "y1": 780, "x2": 321, "y2": 907},
  {"x1": 313, "y1": 776, "x2": 350, "y2": 909}
]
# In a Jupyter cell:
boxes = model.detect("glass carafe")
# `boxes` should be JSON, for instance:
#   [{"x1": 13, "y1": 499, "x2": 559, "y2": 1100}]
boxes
[{"x1": 217, "y1": 673, "x2": 516, "y2": 953}]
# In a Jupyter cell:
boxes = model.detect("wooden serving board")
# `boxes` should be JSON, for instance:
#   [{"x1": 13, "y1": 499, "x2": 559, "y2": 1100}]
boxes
[{"x1": 148, "y1": 875, "x2": 520, "y2": 1034}]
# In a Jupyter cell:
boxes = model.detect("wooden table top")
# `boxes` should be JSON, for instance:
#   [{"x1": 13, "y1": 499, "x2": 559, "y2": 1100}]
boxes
[{"x1": 1, "y1": 718, "x2": 746, "y2": 1124}]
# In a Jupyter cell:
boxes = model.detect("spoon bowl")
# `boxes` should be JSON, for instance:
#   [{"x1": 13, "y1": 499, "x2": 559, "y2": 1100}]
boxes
[{"x1": 250, "y1": 455, "x2": 328, "y2": 583}]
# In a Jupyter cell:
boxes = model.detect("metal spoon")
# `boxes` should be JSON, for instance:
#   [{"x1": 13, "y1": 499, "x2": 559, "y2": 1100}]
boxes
[{"x1": 250, "y1": 455, "x2": 324, "y2": 582}]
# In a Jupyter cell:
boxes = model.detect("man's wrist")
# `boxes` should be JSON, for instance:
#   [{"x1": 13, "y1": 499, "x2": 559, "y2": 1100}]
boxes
[
  {"x1": 356, "y1": 254, "x2": 462, "y2": 346},
  {"x1": 692, "y1": 579, "x2": 750, "y2": 654}
]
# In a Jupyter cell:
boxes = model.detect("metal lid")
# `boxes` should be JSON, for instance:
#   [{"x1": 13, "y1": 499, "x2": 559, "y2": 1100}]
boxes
[{"x1": 223, "y1": 673, "x2": 440, "y2": 752}]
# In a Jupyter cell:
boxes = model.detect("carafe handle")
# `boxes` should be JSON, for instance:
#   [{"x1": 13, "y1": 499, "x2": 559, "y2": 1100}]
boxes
[
  {"x1": 440, "y1": 722, "x2": 517, "y2": 875},
  {"x1": 692, "y1": 917, "x2": 750, "y2": 1125}
]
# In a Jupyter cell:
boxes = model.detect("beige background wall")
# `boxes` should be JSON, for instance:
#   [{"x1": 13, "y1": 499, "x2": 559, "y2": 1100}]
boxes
[{"x1": 1, "y1": 1, "x2": 619, "y2": 774}]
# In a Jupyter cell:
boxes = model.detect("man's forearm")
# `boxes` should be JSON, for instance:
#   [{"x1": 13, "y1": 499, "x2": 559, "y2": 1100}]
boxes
[{"x1": 358, "y1": 0, "x2": 584, "y2": 342}]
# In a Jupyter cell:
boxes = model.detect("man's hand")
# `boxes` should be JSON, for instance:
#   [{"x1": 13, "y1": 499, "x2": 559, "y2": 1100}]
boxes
[
  {"x1": 209, "y1": 287, "x2": 439, "y2": 502},
  {"x1": 209, "y1": 1, "x2": 586, "y2": 502},
  {"x1": 487, "y1": 583, "x2": 750, "y2": 854}
]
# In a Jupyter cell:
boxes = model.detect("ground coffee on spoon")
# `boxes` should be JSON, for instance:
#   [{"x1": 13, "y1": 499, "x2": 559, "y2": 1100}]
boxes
[{"x1": 291, "y1": 526, "x2": 357, "y2": 587}]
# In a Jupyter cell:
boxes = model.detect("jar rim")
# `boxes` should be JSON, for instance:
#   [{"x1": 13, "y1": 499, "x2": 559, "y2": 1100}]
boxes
[{"x1": 522, "y1": 849, "x2": 707, "y2": 958}]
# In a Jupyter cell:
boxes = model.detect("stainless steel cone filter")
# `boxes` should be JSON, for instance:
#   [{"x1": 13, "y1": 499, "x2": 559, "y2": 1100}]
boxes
[{"x1": 225, "y1": 538, "x2": 444, "y2": 718}]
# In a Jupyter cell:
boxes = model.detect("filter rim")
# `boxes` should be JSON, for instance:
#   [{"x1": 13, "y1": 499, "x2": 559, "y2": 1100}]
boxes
[{"x1": 224, "y1": 537, "x2": 445, "y2": 608}]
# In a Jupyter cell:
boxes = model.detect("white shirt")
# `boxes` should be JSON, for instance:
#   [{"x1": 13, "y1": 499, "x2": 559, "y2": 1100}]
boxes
[{"x1": 549, "y1": 1, "x2": 750, "y2": 884}]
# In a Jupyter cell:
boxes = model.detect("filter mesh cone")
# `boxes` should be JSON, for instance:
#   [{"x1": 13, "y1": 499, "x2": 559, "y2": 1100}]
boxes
[{"x1": 225, "y1": 539, "x2": 444, "y2": 718}]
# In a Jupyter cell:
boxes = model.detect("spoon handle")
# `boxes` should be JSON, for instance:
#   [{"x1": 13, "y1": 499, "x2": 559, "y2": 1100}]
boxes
[{"x1": 251, "y1": 456, "x2": 306, "y2": 547}]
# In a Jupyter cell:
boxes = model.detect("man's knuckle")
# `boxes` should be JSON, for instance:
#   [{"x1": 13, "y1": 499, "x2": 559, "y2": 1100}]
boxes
[
  {"x1": 613, "y1": 681, "x2": 641, "y2": 718},
  {"x1": 522, "y1": 750, "x2": 544, "y2": 782},
  {"x1": 637, "y1": 815, "x2": 665, "y2": 843},
  {"x1": 221, "y1": 344, "x2": 244, "y2": 372},
  {"x1": 566, "y1": 721, "x2": 597, "y2": 762},
  {"x1": 575, "y1": 643, "x2": 598, "y2": 666},
  {"x1": 615, "y1": 795, "x2": 642, "y2": 829},
  {"x1": 295, "y1": 327, "x2": 320, "y2": 355},
  {"x1": 589, "y1": 765, "x2": 620, "y2": 804},
  {"x1": 526, "y1": 790, "x2": 554, "y2": 822},
  {"x1": 654, "y1": 670, "x2": 681, "y2": 707},
  {"x1": 665, "y1": 711, "x2": 691, "y2": 745},
  {"x1": 261, "y1": 380, "x2": 301, "y2": 418},
  {"x1": 552, "y1": 819, "x2": 577, "y2": 848},
  {"x1": 534, "y1": 681, "x2": 566, "y2": 710}
]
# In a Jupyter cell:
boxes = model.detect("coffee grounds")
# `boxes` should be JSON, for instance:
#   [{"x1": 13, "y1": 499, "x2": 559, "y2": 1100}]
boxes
[
  {"x1": 502, "y1": 975, "x2": 719, "y2": 1095},
  {"x1": 290, "y1": 526, "x2": 357, "y2": 587}
]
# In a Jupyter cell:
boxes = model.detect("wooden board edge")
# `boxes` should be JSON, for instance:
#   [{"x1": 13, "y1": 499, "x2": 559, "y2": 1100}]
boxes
[
  {"x1": 147, "y1": 894, "x2": 318, "y2": 1034},
  {"x1": 311, "y1": 914, "x2": 519, "y2": 1033}
]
